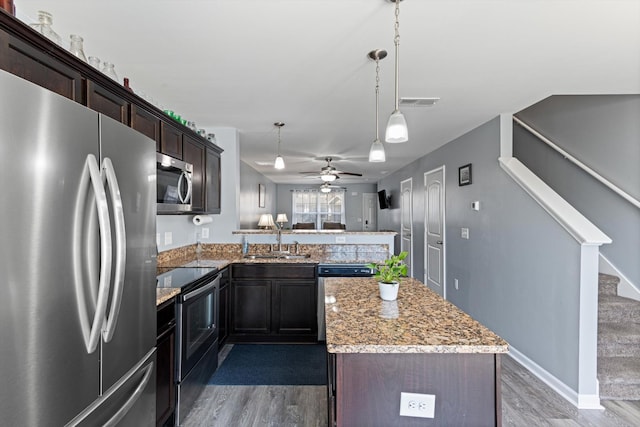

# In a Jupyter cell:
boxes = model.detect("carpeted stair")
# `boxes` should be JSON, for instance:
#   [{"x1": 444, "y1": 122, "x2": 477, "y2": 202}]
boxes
[{"x1": 597, "y1": 273, "x2": 640, "y2": 400}]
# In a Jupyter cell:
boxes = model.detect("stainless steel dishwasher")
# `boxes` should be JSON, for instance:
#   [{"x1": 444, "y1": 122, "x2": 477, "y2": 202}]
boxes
[{"x1": 317, "y1": 264, "x2": 374, "y2": 341}]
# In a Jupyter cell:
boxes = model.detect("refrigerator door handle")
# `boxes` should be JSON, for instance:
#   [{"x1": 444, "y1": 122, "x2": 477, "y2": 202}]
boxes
[
  {"x1": 103, "y1": 360, "x2": 154, "y2": 427},
  {"x1": 73, "y1": 154, "x2": 113, "y2": 354},
  {"x1": 101, "y1": 157, "x2": 127, "y2": 343},
  {"x1": 177, "y1": 170, "x2": 192, "y2": 204}
]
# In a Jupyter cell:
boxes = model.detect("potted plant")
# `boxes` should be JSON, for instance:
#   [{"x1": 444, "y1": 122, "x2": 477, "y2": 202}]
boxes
[{"x1": 367, "y1": 251, "x2": 408, "y2": 301}]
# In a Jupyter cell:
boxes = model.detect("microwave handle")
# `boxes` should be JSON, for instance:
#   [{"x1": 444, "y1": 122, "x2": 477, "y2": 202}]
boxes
[{"x1": 178, "y1": 170, "x2": 192, "y2": 204}]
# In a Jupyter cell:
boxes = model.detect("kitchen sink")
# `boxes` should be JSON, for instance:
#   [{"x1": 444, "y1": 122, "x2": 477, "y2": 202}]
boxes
[{"x1": 243, "y1": 253, "x2": 310, "y2": 260}]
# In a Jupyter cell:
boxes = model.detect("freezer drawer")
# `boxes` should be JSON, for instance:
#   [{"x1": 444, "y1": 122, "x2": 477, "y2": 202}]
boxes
[{"x1": 66, "y1": 349, "x2": 156, "y2": 427}]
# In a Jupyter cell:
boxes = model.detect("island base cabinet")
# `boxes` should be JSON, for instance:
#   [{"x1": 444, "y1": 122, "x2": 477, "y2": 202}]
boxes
[{"x1": 329, "y1": 352, "x2": 501, "y2": 427}]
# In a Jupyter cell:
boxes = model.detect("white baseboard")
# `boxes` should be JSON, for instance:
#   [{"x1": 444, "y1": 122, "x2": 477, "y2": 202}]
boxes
[
  {"x1": 507, "y1": 347, "x2": 603, "y2": 410},
  {"x1": 599, "y1": 254, "x2": 640, "y2": 302}
]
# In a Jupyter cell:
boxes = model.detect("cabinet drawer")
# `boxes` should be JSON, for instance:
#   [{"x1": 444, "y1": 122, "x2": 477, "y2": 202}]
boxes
[{"x1": 232, "y1": 263, "x2": 316, "y2": 279}]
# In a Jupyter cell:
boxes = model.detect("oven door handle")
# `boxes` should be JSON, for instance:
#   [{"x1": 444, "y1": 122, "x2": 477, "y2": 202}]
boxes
[{"x1": 182, "y1": 277, "x2": 219, "y2": 302}]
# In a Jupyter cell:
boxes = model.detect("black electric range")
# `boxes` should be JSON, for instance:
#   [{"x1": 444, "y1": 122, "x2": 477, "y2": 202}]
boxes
[{"x1": 156, "y1": 259, "x2": 228, "y2": 292}]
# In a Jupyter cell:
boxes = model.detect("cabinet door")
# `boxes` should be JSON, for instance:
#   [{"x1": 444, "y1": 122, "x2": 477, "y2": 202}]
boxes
[
  {"x1": 130, "y1": 104, "x2": 160, "y2": 151},
  {"x1": 183, "y1": 136, "x2": 205, "y2": 212},
  {"x1": 86, "y1": 80, "x2": 130, "y2": 125},
  {"x1": 205, "y1": 147, "x2": 221, "y2": 214},
  {"x1": 0, "y1": 31, "x2": 82, "y2": 101},
  {"x1": 156, "y1": 327, "x2": 175, "y2": 426},
  {"x1": 231, "y1": 280, "x2": 271, "y2": 335},
  {"x1": 273, "y1": 279, "x2": 317, "y2": 336},
  {"x1": 160, "y1": 121, "x2": 182, "y2": 159},
  {"x1": 218, "y1": 268, "x2": 230, "y2": 347}
]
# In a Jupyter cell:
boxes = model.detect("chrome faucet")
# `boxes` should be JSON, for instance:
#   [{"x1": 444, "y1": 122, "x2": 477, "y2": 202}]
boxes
[{"x1": 276, "y1": 228, "x2": 283, "y2": 252}]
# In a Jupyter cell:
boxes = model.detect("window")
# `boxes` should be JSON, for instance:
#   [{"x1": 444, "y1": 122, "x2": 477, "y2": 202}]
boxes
[{"x1": 292, "y1": 189, "x2": 345, "y2": 229}]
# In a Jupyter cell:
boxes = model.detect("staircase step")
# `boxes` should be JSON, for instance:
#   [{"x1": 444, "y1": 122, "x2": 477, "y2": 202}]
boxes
[
  {"x1": 598, "y1": 294, "x2": 640, "y2": 323},
  {"x1": 598, "y1": 273, "x2": 619, "y2": 296},
  {"x1": 598, "y1": 322, "x2": 640, "y2": 357},
  {"x1": 598, "y1": 356, "x2": 640, "y2": 400}
]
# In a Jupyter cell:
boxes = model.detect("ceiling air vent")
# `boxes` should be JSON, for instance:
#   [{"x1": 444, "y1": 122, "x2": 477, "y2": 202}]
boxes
[{"x1": 399, "y1": 97, "x2": 440, "y2": 107}]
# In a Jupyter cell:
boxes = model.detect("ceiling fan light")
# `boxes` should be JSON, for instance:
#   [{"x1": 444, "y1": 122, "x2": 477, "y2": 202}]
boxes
[
  {"x1": 274, "y1": 155, "x2": 285, "y2": 169},
  {"x1": 368, "y1": 139, "x2": 386, "y2": 162},
  {"x1": 385, "y1": 110, "x2": 408, "y2": 143},
  {"x1": 321, "y1": 174, "x2": 336, "y2": 182},
  {"x1": 320, "y1": 184, "x2": 331, "y2": 193}
]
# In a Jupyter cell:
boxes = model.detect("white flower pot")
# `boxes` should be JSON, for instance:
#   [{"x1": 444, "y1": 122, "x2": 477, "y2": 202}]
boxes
[{"x1": 378, "y1": 281, "x2": 399, "y2": 301}]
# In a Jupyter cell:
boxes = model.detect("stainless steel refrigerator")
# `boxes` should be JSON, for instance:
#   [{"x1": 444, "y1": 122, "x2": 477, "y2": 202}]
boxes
[{"x1": 0, "y1": 70, "x2": 157, "y2": 426}]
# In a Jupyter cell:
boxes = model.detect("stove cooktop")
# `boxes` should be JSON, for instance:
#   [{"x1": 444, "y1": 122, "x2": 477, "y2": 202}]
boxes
[{"x1": 156, "y1": 266, "x2": 218, "y2": 290}]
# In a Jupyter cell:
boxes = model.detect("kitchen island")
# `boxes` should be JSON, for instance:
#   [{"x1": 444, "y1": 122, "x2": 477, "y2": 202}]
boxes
[{"x1": 324, "y1": 277, "x2": 508, "y2": 426}]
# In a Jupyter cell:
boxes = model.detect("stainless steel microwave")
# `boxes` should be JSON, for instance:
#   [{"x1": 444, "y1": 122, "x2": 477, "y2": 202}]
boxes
[{"x1": 157, "y1": 153, "x2": 193, "y2": 213}]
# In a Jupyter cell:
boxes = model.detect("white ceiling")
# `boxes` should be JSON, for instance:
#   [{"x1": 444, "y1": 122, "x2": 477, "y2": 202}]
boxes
[{"x1": 17, "y1": 0, "x2": 640, "y2": 184}]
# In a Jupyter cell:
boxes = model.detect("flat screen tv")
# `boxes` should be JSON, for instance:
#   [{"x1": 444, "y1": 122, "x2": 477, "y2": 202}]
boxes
[{"x1": 378, "y1": 189, "x2": 391, "y2": 209}]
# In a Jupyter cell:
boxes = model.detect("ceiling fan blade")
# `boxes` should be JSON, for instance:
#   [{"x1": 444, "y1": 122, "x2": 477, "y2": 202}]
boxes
[{"x1": 336, "y1": 171, "x2": 362, "y2": 176}]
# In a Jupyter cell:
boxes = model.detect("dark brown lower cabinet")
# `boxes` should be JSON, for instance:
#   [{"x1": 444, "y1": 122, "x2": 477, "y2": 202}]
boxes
[
  {"x1": 218, "y1": 267, "x2": 230, "y2": 348},
  {"x1": 156, "y1": 299, "x2": 176, "y2": 427},
  {"x1": 230, "y1": 263, "x2": 317, "y2": 343},
  {"x1": 328, "y1": 352, "x2": 502, "y2": 427}
]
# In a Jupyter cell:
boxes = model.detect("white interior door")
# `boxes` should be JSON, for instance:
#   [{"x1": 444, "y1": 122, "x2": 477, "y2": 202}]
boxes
[
  {"x1": 362, "y1": 193, "x2": 377, "y2": 231},
  {"x1": 424, "y1": 167, "x2": 446, "y2": 297},
  {"x1": 400, "y1": 178, "x2": 413, "y2": 277}
]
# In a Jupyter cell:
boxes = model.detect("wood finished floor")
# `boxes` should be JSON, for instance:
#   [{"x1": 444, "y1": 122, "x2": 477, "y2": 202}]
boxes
[{"x1": 182, "y1": 346, "x2": 640, "y2": 427}]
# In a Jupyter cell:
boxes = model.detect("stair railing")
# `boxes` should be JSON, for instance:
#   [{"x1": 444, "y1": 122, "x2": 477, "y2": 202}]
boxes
[{"x1": 513, "y1": 116, "x2": 640, "y2": 210}]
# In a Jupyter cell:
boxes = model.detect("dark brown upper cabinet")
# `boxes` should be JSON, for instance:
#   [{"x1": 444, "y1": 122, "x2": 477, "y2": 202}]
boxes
[
  {"x1": 86, "y1": 80, "x2": 129, "y2": 125},
  {"x1": 130, "y1": 105, "x2": 160, "y2": 151}
]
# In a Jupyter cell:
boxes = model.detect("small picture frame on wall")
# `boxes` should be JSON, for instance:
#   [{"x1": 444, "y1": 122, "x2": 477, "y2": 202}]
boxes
[
  {"x1": 258, "y1": 184, "x2": 266, "y2": 208},
  {"x1": 458, "y1": 163, "x2": 472, "y2": 186}
]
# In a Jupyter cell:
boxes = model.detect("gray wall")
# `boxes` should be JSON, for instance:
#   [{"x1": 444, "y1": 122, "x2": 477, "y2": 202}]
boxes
[
  {"x1": 378, "y1": 117, "x2": 583, "y2": 391},
  {"x1": 517, "y1": 95, "x2": 640, "y2": 199},
  {"x1": 515, "y1": 95, "x2": 640, "y2": 287},
  {"x1": 275, "y1": 183, "x2": 377, "y2": 230},
  {"x1": 239, "y1": 161, "x2": 277, "y2": 228}
]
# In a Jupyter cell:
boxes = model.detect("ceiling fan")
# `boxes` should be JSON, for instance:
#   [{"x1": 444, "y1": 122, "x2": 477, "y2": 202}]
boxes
[
  {"x1": 319, "y1": 182, "x2": 346, "y2": 193},
  {"x1": 300, "y1": 157, "x2": 362, "y2": 182}
]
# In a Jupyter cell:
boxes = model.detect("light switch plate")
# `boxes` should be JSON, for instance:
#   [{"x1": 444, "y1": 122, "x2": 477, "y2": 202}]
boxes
[
  {"x1": 461, "y1": 228, "x2": 469, "y2": 239},
  {"x1": 164, "y1": 231, "x2": 172, "y2": 245},
  {"x1": 202, "y1": 227, "x2": 210, "y2": 239}
]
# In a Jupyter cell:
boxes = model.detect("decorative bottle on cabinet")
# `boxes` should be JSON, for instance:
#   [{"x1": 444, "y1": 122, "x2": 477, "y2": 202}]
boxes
[{"x1": 29, "y1": 11, "x2": 62, "y2": 46}]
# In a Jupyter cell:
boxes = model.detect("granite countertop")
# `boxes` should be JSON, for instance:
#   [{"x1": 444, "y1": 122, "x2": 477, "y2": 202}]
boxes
[
  {"x1": 156, "y1": 288, "x2": 180, "y2": 306},
  {"x1": 324, "y1": 277, "x2": 509, "y2": 354},
  {"x1": 232, "y1": 230, "x2": 397, "y2": 235}
]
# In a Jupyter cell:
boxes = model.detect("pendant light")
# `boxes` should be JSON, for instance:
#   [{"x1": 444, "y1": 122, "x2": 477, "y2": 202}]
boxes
[
  {"x1": 274, "y1": 122, "x2": 285, "y2": 169},
  {"x1": 368, "y1": 49, "x2": 387, "y2": 163},
  {"x1": 320, "y1": 183, "x2": 332, "y2": 193},
  {"x1": 385, "y1": 0, "x2": 408, "y2": 143}
]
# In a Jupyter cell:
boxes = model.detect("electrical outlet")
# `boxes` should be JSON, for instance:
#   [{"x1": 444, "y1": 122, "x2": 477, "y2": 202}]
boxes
[
  {"x1": 454, "y1": 278, "x2": 459, "y2": 290},
  {"x1": 399, "y1": 392, "x2": 435, "y2": 419},
  {"x1": 202, "y1": 227, "x2": 210, "y2": 239},
  {"x1": 156, "y1": 233, "x2": 161, "y2": 247},
  {"x1": 335, "y1": 236, "x2": 346, "y2": 243},
  {"x1": 164, "y1": 231, "x2": 172, "y2": 245}
]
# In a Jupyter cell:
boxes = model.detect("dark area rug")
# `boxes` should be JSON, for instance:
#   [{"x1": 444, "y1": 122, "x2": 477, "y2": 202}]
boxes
[{"x1": 208, "y1": 344, "x2": 327, "y2": 385}]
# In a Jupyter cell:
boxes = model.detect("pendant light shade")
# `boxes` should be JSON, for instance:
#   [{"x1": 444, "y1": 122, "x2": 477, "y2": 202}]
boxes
[
  {"x1": 320, "y1": 183, "x2": 331, "y2": 193},
  {"x1": 385, "y1": 110, "x2": 408, "y2": 143},
  {"x1": 368, "y1": 49, "x2": 387, "y2": 163},
  {"x1": 274, "y1": 155, "x2": 285, "y2": 170},
  {"x1": 369, "y1": 138, "x2": 386, "y2": 162},
  {"x1": 273, "y1": 122, "x2": 285, "y2": 169},
  {"x1": 385, "y1": 0, "x2": 408, "y2": 143}
]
